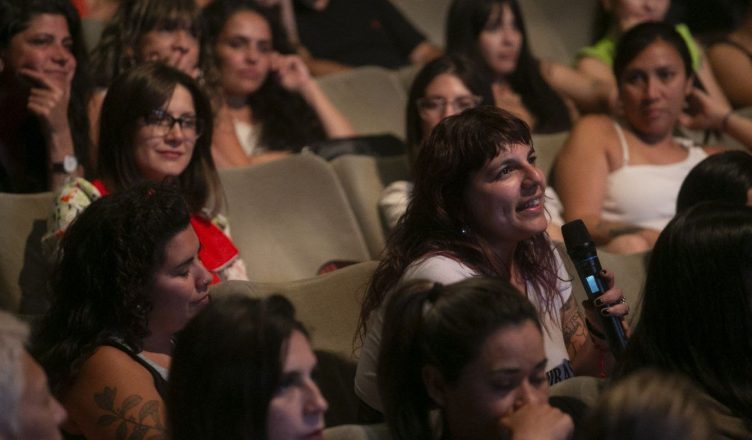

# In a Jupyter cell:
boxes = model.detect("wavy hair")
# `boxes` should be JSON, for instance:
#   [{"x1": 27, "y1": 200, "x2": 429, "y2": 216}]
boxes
[
  {"x1": 378, "y1": 277, "x2": 541, "y2": 440},
  {"x1": 97, "y1": 62, "x2": 222, "y2": 216},
  {"x1": 199, "y1": 0, "x2": 325, "y2": 152},
  {"x1": 88, "y1": 0, "x2": 200, "y2": 87},
  {"x1": 168, "y1": 294, "x2": 306, "y2": 440},
  {"x1": 33, "y1": 183, "x2": 192, "y2": 395},
  {"x1": 358, "y1": 106, "x2": 559, "y2": 340},
  {"x1": 616, "y1": 202, "x2": 752, "y2": 424},
  {"x1": 0, "y1": 0, "x2": 92, "y2": 184},
  {"x1": 445, "y1": 0, "x2": 571, "y2": 133}
]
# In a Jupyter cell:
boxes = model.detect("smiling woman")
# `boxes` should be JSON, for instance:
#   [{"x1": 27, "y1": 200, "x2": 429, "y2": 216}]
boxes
[
  {"x1": 0, "y1": 0, "x2": 92, "y2": 193},
  {"x1": 34, "y1": 183, "x2": 213, "y2": 440},
  {"x1": 43, "y1": 62, "x2": 248, "y2": 283}
]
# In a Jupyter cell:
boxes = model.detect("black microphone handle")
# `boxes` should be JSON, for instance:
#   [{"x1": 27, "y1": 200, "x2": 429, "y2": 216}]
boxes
[{"x1": 573, "y1": 256, "x2": 628, "y2": 357}]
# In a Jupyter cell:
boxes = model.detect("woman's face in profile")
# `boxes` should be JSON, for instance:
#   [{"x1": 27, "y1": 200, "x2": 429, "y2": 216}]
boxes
[
  {"x1": 427, "y1": 320, "x2": 548, "y2": 440},
  {"x1": 478, "y1": 2, "x2": 522, "y2": 77},
  {"x1": 215, "y1": 10, "x2": 273, "y2": 98},
  {"x1": 266, "y1": 330, "x2": 328, "y2": 440}
]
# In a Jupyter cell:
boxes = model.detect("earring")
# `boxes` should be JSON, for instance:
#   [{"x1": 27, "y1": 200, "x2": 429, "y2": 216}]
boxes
[{"x1": 460, "y1": 226, "x2": 469, "y2": 236}]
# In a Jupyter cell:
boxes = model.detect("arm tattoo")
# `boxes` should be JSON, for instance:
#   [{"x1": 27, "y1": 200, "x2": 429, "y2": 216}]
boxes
[
  {"x1": 94, "y1": 387, "x2": 166, "y2": 440},
  {"x1": 561, "y1": 296, "x2": 587, "y2": 356}
]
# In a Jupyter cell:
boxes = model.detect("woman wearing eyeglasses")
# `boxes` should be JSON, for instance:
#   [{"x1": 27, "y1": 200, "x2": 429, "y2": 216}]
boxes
[
  {"x1": 43, "y1": 62, "x2": 248, "y2": 283},
  {"x1": 380, "y1": 55, "x2": 564, "y2": 240}
]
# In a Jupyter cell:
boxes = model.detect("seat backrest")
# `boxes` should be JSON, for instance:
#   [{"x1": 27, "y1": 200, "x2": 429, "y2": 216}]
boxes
[
  {"x1": 324, "y1": 423, "x2": 391, "y2": 440},
  {"x1": 532, "y1": 131, "x2": 570, "y2": 180},
  {"x1": 331, "y1": 155, "x2": 410, "y2": 258},
  {"x1": 0, "y1": 192, "x2": 55, "y2": 314},
  {"x1": 317, "y1": 66, "x2": 408, "y2": 140},
  {"x1": 388, "y1": 0, "x2": 451, "y2": 47},
  {"x1": 210, "y1": 260, "x2": 377, "y2": 360},
  {"x1": 219, "y1": 154, "x2": 371, "y2": 282}
]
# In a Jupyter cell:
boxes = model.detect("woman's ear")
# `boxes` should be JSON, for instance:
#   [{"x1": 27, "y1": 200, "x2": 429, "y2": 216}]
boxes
[{"x1": 422, "y1": 364, "x2": 447, "y2": 407}]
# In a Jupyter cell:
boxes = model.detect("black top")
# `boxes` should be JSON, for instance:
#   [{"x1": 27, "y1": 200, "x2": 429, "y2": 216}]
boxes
[{"x1": 294, "y1": 0, "x2": 426, "y2": 69}]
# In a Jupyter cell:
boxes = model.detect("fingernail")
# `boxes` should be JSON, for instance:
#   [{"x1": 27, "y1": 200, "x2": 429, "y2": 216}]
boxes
[
  {"x1": 601, "y1": 269, "x2": 607, "y2": 275},
  {"x1": 600, "y1": 307, "x2": 610, "y2": 316},
  {"x1": 593, "y1": 298, "x2": 604, "y2": 306}
]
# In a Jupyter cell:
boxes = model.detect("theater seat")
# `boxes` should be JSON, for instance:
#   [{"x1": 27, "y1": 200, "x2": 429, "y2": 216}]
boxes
[
  {"x1": 331, "y1": 154, "x2": 410, "y2": 258},
  {"x1": 324, "y1": 423, "x2": 391, "y2": 440},
  {"x1": 219, "y1": 154, "x2": 371, "y2": 283},
  {"x1": 317, "y1": 66, "x2": 408, "y2": 140},
  {"x1": 0, "y1": 192, "x2": 55, "y2": 315}
]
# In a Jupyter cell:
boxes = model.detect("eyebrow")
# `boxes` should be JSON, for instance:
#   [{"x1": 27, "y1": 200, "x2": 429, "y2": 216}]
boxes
[{"x1": 490, "y1": 358, "x2": 548, "y2": 375}]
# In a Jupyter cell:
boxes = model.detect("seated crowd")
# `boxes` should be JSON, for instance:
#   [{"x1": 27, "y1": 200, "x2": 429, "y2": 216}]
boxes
[{"x1": 1, "y1": 0, "x2": 751, "y2": 439}]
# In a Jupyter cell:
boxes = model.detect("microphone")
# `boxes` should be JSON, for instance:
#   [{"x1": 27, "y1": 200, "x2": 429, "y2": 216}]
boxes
[{"x1": 562, "y1": 219, "x2": 628, "y2": 357}]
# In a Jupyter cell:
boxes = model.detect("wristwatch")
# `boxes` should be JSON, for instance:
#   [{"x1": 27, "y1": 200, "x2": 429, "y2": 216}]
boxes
[{"x1": 51, "y1": 154, "x2": 78, "y2": 174}]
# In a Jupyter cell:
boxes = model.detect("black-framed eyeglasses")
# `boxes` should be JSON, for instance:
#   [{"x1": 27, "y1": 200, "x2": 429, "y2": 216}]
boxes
[
  {"x1": 144, "y1": 109, "x2": 204, "y2": 138},
  {"x1": 416, "y1": 95, "x2": 483, "y2": 117}
]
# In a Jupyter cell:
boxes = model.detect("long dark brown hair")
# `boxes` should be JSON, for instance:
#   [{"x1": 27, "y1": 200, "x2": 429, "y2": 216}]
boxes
[{"x1": 357, "y1": 106, "x2": 560, "y2": 341}]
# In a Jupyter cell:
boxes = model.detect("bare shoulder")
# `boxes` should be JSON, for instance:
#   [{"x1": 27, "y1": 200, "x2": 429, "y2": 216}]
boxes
[
  {"x1": 62, "y1": 345, "x2": 168, "y2": 440},
  {"x1": 565, "y1": 114, "x2": 615, "y2": 150}
]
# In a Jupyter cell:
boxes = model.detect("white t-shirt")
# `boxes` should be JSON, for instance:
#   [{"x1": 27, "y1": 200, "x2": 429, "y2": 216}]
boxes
[{"x1": 354, "y1": 251, "x2": 574, "y2": 412}]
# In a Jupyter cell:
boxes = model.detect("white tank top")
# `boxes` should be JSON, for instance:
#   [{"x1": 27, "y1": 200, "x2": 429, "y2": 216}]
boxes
[{"x1": 602, "y1": 122, "x2": 708, "y2": 231}]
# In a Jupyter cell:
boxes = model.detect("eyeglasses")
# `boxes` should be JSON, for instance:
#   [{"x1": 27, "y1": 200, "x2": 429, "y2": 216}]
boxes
[
  {"x1": 143, "y1": 109, "x2": 204, "y2": 138},
  {"x1": 416, "y1": 95, "x2": 483, "y2": 117}
]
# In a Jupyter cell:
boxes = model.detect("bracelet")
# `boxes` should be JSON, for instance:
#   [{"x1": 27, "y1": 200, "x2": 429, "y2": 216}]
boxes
[{"x1": 721, "y1": 110, "x2": 734, "y2": 132}]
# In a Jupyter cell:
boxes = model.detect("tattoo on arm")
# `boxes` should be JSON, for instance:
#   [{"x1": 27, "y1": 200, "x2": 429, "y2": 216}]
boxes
[
  {"x1": 94, "y1": 387, "x2": 166, "y2": 440},
  {"x1": 561, "y1": 296, "x2": 587, "y2": 357}
]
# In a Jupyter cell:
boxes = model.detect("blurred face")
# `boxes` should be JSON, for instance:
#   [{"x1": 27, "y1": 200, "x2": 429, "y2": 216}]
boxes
[
  {"x1": 17, "y1": 352, "x2": 67, "y2": 440},
  {"x1": 604, "y1": 0, "x2": 671, "y2": 32},
  {"x1": 619, "y1": 39, "x2": 692, "y2": 141},
  {"x1": 2, "y1": 13, "x2": 75, "y2": 89},
  {"x1": 133, "y1": 84, "x2": 199, "y2": 181},
  {"x1": 464, "y1": 143, "x2": 547, "y2": 249},
  {"x1": 147, "y1": 225, "x2": 212, "y2": 337},
  {"x1": 135, "y1": 24, "x2": 200, "y2": 77},
  {"x1": 430, "y1": 321, "x2": 548, "y2": 440},
  {"x1": 215, "y1": 10, "x2": 273, "y2": 98},
  {"x1": 478, "y1": 3, "x2": 522, "y2": 77},
  {"x1": 417, "y1": 73, "x2": 482, "y2": 139},
  {"x1": 267, "y1": 330, "x2": 328, "y2": 440}
]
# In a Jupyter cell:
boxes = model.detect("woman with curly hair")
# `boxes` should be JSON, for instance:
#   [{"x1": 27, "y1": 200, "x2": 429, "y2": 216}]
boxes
[
  {"x1": 0, "y1": 0, "x2": 92, "y2": 193},
  {"x1": 200, "y1": 0, "x2": 353, "y2": 167},
  {"x1": 354, "y1": 106, "x2": 629, "y2": 417},
  {"x1": 33, "y1": 182, "x2": 213, "y2": 440}
]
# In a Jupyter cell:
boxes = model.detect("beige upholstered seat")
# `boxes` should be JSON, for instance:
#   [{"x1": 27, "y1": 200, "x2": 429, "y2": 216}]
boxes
[
  {"x1": 219, "y1": 154, "x2": 371, "y2": 283},
  {"x1": 316, "y1": 67, "x2": 408, "y2": 140},
  {"x1": 532, "y1": 131, "x2": 569, "y2": 180},
  {"x1": 210, "y1": 261, "x2": 377, "y2": 425},
  {"x1": 0, "y1": 192, "x2": 55, "y2": 314},
  {"x1": 331, "y1": 155, "x2": 410, "y2": 258}
]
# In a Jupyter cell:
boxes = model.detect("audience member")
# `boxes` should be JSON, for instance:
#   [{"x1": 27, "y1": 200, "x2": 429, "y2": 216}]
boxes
[
  {"x1": 0, "y1": 0, "x2": 91, "y2": 193},
  {"x1": 580, "y1": 369, "x2": 713, "y2": 440},
  {"x1": 200, "y1": 0, "x2": 353, "y2": 167},
  {"x1": 707, "y1": 1, "x2": 752, "y2": 108},
  {"x1": 446, "y1": 0, "x2": 606, "y2": 133},
  {"x1": 168, "y1": 294, "x2": 328, "y2": 440},
  {"x1": 43, "y1": 62, "x2": 247, "y2": 283},
  {"x1": 355, "y1": 106, "x2": 629, "y2": 416},
  {"x1": 293, "y1": 0, "x2": 442, "y2": 75},
  {"x1": 34, "y1": 183, "x2": 213, "y2": 439},
  {"x1": 615, "y1": 202, "x2": 752, "y2": 438},
  {"x1": 677, "y1": 150, "x2": 752, "y2": 211},
  {"x1": 577, "y1": 0, "x2": 728, "y2": 107},
  {"x1": 378, "y1": 55, "x2": 565, "y2": 239},
  {"x1": 87, "y1": 0, "x2": 201, "y2": 156},
  {"x1": 555, "y1": 22, "x2": 752, "y2": 254},
  {"x1": 379, "y1": 277, "x2": 576, "y2": 440},
  {"x1": 0, "y1": 310, "x2": 67, "y2": 440}
]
